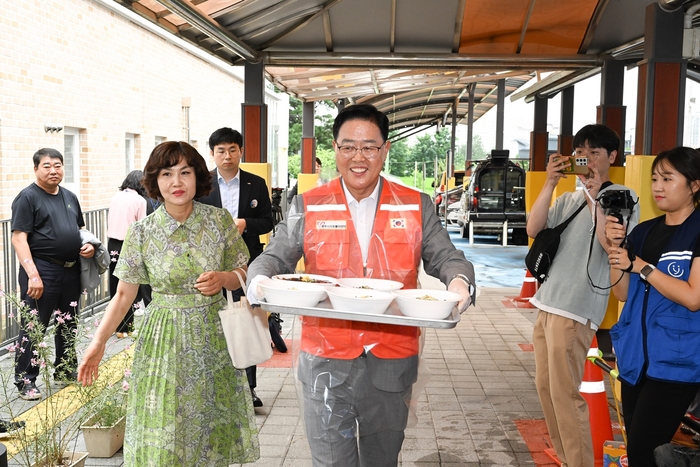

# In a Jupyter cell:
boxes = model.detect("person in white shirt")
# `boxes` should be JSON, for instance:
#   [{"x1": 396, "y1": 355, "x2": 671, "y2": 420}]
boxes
[{"x1": 198, "y1": 127, "x2": 273, "y2": 407}]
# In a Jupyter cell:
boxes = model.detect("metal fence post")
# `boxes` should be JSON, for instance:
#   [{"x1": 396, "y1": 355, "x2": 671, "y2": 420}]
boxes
[{"x1": 1, "y1": 208, "x2": 111, "y2": 355}]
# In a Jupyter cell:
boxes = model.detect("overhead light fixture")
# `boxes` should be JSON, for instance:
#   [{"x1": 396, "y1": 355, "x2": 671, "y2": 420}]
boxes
[{"x1": 44, "y1": 125, "x2": 63, "y2": 133}]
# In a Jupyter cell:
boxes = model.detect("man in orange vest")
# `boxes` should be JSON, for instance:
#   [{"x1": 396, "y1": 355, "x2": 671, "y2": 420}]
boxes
[{"x1": 247, "y1": 104, "x2": 475, "y2": 467}]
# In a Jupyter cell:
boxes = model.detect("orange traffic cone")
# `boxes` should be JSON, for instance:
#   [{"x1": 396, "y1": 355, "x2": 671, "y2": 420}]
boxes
[
  {"x1": 513, "y1": 270, "x2": 537, "y2": 308},
  {"x1": 580, "y1": 335, "x2": 614, "y2": 467}
]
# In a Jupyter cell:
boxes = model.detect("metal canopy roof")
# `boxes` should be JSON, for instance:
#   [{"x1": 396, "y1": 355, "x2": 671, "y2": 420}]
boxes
[{"x1": 115, "y1": 0, "x2": 689, "y2": 133}]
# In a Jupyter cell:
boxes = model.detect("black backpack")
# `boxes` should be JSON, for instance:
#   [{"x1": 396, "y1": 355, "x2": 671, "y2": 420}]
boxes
[{"x1": 525, "y1": 202, "x2": 587, "y2": 284}]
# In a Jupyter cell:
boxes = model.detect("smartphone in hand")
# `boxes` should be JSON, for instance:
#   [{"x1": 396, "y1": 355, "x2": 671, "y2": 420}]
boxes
[{"x1": 560, "y1": 155, "x2": 591, "y2": 175}]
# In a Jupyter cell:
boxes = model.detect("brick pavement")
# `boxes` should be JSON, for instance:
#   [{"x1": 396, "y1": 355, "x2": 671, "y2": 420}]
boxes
[
  {"x1": 236, "y1": 286, "x2": 544, "y2": 467},
  {"x1": 1, "y1": 286, "x2": 553, "y2": 467}
]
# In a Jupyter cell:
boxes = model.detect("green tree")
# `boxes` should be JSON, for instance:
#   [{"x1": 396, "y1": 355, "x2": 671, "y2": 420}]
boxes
[
  {"x1": 316, "y1": 148, "x2": 336, "y2": 176},
  {"x1": 315, "y1": 113, "x2": 335, "y2": 151},
  {"x1": 288, "y1": 97, "x2": 303, "y2": 157},
  {"x1": 433, "y1": 129, "x2": 452, "y2": 161},
  {"x1": 457, "y1": 134, "x2": 489, "y2": 171},
  {"x1": 288, "y1": 148, "x2": 336, "y2": 180},
  {"x1": 471, "y1": 134, "x2": 488, "y2": 161},
  {"x1": 385, "y1": 137, "x2": 412, "y2": 176},
  {"x1": 455, "y1": 144, "x2": 467, "y2": 171},
  {"x1": 412, "y1": 128, "x2": 451, "y2": 178},
  {"x1": 288, "y1": 154, "x2": 301, "y2": 178},
  {"x1": 288, "y1": 98, "x2": 336, "y2": 157}
]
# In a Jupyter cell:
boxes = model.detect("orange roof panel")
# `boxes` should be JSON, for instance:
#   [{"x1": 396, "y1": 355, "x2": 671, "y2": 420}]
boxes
[{"x1": 459, "y1": 0, "x2": 600, "y2": 54}]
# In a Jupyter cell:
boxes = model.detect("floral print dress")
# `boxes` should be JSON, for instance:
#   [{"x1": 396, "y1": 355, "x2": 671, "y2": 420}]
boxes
[{"x1": 115, "y1": 202, "x2": 259, "y2": 466}]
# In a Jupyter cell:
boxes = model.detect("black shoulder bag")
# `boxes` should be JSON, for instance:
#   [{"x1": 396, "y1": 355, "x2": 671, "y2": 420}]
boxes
[{"x1": 525, "y1": 201, "x2": 588, "y2": 284}]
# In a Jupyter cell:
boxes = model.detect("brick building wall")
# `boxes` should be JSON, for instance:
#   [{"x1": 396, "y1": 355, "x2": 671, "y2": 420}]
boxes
[{"x1": 0, "y1": 0, "x2": 288, "y2": 218}]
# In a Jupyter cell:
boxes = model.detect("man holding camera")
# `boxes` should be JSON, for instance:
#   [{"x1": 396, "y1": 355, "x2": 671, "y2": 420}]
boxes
[{"x1": 526, "y1": 124, "x2": 639, "y2": 467}]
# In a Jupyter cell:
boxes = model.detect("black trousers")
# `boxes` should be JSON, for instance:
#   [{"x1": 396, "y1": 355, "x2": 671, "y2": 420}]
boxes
[
  {"x1": 15, "y1": 259, "x2": 81, "y2": 384},
  {"x1": 622, "y1": 374, "x2": 700, "y2": 467},
  {"x1": 108, "y1": 238, "x2": 151, "y2": 333}
]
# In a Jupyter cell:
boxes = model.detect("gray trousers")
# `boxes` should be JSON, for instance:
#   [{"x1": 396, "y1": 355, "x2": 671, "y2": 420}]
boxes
[{"x1": 298, "y1": 351, "x2": 418, "y2": 467}]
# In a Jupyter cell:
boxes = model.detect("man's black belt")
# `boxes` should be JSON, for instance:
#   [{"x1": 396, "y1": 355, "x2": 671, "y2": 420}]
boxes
[{"x1": 33, "y1": 254, "x2": 77, "y2": 268}]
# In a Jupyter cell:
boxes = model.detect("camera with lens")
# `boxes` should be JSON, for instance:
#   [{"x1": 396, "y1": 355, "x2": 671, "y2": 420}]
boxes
[{"x1": 599, "y1": 189, "x2": 635, "y2": 224}]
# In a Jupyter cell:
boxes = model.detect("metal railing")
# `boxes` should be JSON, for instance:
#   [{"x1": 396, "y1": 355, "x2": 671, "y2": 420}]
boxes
[{"x1": 0, "y1": 208, "x2": 110, "y2": 356}]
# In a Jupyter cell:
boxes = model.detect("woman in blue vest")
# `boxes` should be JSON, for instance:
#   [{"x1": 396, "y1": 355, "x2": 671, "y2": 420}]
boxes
[{"x1": 606, "y1": 146, "x2": 700, "y2": 467}]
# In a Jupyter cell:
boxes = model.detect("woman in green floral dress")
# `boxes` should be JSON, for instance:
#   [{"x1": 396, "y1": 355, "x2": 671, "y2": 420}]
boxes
[{"x1": 78, "y1": 141, "x2": 259, "y2": 466}]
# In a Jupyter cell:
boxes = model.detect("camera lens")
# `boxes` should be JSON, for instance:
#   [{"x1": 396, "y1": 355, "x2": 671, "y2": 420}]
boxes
[{"x1": 599, "y1": 190, "x2": 633, "y2": 211}]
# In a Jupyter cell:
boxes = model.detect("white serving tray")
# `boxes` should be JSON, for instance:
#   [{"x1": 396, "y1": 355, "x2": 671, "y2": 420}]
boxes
[{"x1": 259, "y1": 298, "x2": 460, "y2": 329}]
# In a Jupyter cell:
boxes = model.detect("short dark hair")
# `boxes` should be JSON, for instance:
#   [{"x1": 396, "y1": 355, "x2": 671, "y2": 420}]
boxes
[
  {"x1": 332, "y1": 104, "x2": 389, "y2": 142},
  {"x1": 33, "y1": 148, "x2": 63, "y2": 168},
  {"x1": 143, "y1": 142, "x2": 212, "y2": 201},
  {"x1": 572, "y1": 124, "x2": 620, "y2": 155},
  {"x1": 119, "y1": 170, "x2": 146, "y2": 197},
  {"x1": 652, "y1": 146, "x2": 700, "y2": 206},
  {"x1": 208, "y1": 127, "x2": 243, "y2": 150},
  {"x1": 315, "y1": 157, "x2": 322, "y2": 167}
]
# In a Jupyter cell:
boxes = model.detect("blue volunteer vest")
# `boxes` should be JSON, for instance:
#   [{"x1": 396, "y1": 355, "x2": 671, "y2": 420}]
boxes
[{"x1": 611, "y1": 209, "x2": 700, "y2": 385}]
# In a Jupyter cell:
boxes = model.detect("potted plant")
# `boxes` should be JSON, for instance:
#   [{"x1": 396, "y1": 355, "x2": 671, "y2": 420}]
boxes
[
  {"x1": 79, "y1": 352, "x2": 131, "y2": 458},
  {"x1": 0, "y1": 290, "x2": 104, "y2": 467}
]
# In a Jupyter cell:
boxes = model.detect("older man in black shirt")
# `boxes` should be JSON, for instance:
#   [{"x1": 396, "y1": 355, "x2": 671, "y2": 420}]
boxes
[{"x1": 11, "y1": 148, "x2": 94, "y2": 401}]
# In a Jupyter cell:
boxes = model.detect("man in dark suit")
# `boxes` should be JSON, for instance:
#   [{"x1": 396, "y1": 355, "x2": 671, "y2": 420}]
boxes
[{"x1": 199, "y1": 127, "x2": 273, "y2": 407}]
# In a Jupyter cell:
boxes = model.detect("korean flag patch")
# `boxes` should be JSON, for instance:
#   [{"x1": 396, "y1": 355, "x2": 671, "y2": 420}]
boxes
[{"x1": 391, "y1": 218, "x2": 406, "y2": 229}]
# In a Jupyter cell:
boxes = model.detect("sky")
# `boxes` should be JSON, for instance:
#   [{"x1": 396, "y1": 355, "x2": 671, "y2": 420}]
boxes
[
  {"x1": 460, "y1": 69, "x2": 638, "y2": 156},
  {"x1": 440, "y1": 67, "x2": 700, "y2": 158}
]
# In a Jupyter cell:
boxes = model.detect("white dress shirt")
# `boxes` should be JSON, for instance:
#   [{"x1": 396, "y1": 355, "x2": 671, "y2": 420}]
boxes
[
  {"x1": 341, "y1": 180, "x2": 381, "y2": 265},
  {"x1": 217, "y1": 168, "x2": 240, "y2": 217}
]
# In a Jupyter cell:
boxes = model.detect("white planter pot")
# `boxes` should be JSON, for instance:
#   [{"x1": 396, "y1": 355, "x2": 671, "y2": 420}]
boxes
[
  {"x1": 80, "y1": 415, "x2": 126, "y2": 458},
  {"x1": 30, "y1": 451, "x2": 88, "y2": 467}
]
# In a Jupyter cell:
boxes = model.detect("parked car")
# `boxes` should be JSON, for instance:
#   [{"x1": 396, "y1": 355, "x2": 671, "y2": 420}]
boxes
[
  {"x1": 456, "y1": 150, "x2": 528, "y2": 245},
  {"x1": 433, "y1": 169, "x2": 467, "y2": 218},
  {"x1": 445, "y1": 188, "x2": 462, "y2": 225}
]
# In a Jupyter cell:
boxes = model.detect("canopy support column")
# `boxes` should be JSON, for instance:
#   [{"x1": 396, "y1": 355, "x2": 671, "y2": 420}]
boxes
[{"x1": 242, "y1": 61, "x2": 267, "y2": 162}]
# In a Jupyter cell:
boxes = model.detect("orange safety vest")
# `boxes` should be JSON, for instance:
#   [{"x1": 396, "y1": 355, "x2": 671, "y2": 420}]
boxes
[{"x1": 301, "y1": 178, "x2": 422, "y2": 359}]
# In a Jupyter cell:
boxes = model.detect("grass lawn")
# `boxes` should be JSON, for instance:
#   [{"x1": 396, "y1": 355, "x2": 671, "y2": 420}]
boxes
[{"x1": 393, "y1": 175, "x2": 436, "y2": 194}]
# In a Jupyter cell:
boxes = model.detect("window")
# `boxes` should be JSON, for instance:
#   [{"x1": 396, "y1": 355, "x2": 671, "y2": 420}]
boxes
[
  {"x1": 505, "y1": 168, "x2": 525, "y2": 213},
  {"x1": 125, "y1": 133, "x2": 135, "y2": 174},
  {"x1": 155, "y1": 136, "x2": 166, "y2": 147},
  {"x1": 270, "y1": 124, "x2": 279, "y2": 184},
  {"x1": 475, "y1": 166, "x2": 525, "y2": 213},
  {"x1": 63, "y1": 127, "x2": 81, "y2": 197}
]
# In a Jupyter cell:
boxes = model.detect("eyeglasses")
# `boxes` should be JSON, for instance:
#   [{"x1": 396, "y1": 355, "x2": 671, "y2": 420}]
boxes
[
  {"x1": 335, "y1": 141, "x2": 387, "y2": 160},
  {"x1": 215, "y1": 148, "x2": 241, "y2": 156},
  {"x1": 573, "y1": 148, "x2": 607, "y2": 161}
]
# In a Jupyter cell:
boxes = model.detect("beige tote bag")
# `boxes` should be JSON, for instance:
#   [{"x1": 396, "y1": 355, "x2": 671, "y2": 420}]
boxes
[{"x1": 218, "y1": 270, "x2": 273, "y2": 368}]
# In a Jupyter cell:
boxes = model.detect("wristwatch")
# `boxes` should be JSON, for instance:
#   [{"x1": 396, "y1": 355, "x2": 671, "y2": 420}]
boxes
[
  {"x1": 451, "y1": 274, "x2": 475, "y2": 297},
  {"x1": 640, "y1": 264, "x2": 656, "y2": 281}
]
